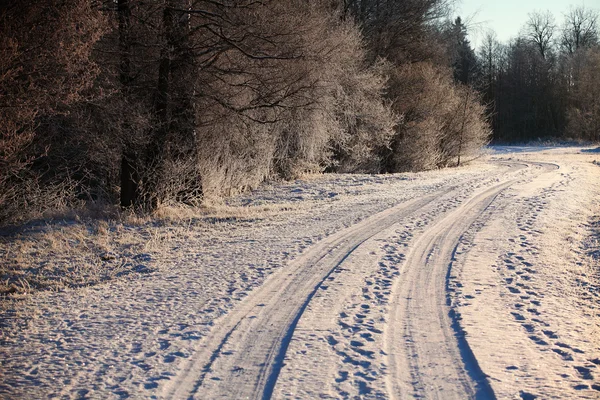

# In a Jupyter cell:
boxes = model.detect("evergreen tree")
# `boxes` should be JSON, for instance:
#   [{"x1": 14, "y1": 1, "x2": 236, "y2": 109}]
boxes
[{"x1": 451, "y1": 17, "x2": 478, "y2": 85}]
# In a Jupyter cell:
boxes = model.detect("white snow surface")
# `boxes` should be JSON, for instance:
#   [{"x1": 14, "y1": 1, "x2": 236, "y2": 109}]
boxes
[{"x1": 1, "y1": 146, "x2": 599, "y2": 399}]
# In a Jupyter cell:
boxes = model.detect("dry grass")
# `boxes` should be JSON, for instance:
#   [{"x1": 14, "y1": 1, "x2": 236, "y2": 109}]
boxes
[
  {"x1": 152, "y1": 202, "x2": 300, "y2": 222},
  {"x1": 0, "y1": 200, "x2": 302, "y2": 301},
  {"x1": 0, "y1": 219, "x2": 142, "y2": 299}
]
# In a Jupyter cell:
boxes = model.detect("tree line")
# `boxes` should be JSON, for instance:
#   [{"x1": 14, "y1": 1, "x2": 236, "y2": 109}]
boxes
[
  {"x1": 0, "y1": 0, "x2": 527, "y2": 224},
  {"x1": 474, "y1": 6, "x2": 600, "y2": 143}
]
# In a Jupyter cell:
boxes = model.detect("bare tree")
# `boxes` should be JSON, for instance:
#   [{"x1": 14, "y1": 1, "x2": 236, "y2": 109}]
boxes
[
  {"x1": 526, "y1": 10, "x2": 556, "y2": 59},
  {"x1": 566, "y1": 47, "x2": 600, "y2": 141},
  {"x1": 382, "y1": 62, "x2": 489, "y2": 172},
  {"x1": 479, "y1": 31, "x2": 501, "y2": 88},
  {"x1": 0, "y1": 0, "x2": 107, "y2": 224},
  {"x1": 342, "y1": 0, "x2": 453, "y2": 63},
  {"x1": 561, "y1": 6, "x2": 599, "y2": 55}
]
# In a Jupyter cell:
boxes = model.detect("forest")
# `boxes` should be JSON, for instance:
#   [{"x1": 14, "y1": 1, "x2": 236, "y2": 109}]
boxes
[{"x1": 0, "y1": 0, "x2": 598, "y2": 224}]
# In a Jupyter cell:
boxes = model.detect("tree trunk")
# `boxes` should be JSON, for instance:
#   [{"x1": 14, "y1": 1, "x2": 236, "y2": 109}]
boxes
[
  {"x1": 120, "y1": 152, "x2": 138, "y2": 208},
  {"x1": 457, "y1": 89, "x2": 470, "y2": 167},
  {"x1": 117, "y1": 0, "x2": 139, "y2": 208},
  {"x1": 142, "y1": 37, "x2": 171, "y2": 211},
  {"x1": 142, "y1": 1, "x2": 199, "y2": 211}
]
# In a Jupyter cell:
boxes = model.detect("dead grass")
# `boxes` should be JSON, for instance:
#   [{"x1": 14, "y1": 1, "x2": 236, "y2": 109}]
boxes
[
  {"x1": 153, "y1": 202, "x2": 300, "y2": 221},
  {"x1": 0, "y1": 200, "x2": 302, "y2": 301},
  {"x1": 0, "y1": 217, "x2": 151, "y2": 300}
]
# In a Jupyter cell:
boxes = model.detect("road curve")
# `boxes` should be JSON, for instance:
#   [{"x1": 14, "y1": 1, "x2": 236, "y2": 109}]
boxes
[
  {"x1": 384, "y1": 181, "x2": 510, "y2": 399},
  {"x1": 161, "y1": 193, "x2": 443, "y2": 399},
  {"x1": 160, "y1": 161, "x2": 556, "y2": 400},
  {"x1": 385, "y1": 161, "x2": 558, "y2": 400}
]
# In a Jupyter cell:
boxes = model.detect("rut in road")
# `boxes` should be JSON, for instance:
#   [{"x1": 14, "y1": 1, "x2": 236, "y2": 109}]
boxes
[
  {"x1": 161, "y1": 162, "x2": 536, "y2": 400},
  {"x1": 161, "y1": 193, "x2": 442, "y2": 399},
  {"x1": 385, "y1": 161, "x2": 558, "y2": 400},
  {"x1": 384, "y1": 182, "x2": 509, "y2": 400}
]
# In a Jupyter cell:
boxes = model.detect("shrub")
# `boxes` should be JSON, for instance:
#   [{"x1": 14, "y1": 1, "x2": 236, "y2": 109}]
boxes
[{"x1": 383, "y1": 62, "x2": 490, "y2": 172}]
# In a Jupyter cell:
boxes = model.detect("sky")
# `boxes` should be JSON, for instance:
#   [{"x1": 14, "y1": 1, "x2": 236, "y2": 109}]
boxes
[{"x1": 454, "y1": 0, "x2": 599, "y2": 47}]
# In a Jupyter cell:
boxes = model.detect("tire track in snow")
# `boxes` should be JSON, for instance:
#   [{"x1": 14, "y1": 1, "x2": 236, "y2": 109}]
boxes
[
  {"x1": 385, "y1": 161, "x2": 558, "y2": 400},
  {"x1": 450, "y1": 160, "x2": 600, "y2": 398},
  {"x1": 272, "y1": 164, "x2": 524, "y2": 399},
  {"x1": 161, "y1": 193, "x2": 443, "y2": 399},
  {"x1": 161, "y1": 162, "x2": 531, "y2": 400}
]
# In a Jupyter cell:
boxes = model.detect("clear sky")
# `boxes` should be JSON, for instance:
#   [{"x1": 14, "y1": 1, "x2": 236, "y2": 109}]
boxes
[{"x1": 454, "y1": 0, "x2": 599, "y2": 47}]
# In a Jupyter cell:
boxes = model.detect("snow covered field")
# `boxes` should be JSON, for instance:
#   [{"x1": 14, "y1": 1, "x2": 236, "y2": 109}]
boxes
[{"x1": 1, "y1": 146, "x2": 599, "y2": 399}]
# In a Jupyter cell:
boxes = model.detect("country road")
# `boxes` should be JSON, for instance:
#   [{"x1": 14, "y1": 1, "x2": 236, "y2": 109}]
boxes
[
  {"x1": 1, "y1": 147, "x2": 600, "y2": 399},
  {"x1": 162, "y1": 162, "x2": 529, "y2": 399}
]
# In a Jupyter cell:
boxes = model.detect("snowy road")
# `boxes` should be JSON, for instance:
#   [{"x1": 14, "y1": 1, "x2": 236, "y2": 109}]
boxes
[
  {"x1": 2, "y1": 148, "x2": 600, "y2": 399},
  {"x1": 162, "y1": 163, "x2": 526, "y2": 399}
]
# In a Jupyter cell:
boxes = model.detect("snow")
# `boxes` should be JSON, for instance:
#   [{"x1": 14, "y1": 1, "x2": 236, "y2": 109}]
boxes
[{"x1": 1, "y1": 146, "x2": 599, "y2": 399}]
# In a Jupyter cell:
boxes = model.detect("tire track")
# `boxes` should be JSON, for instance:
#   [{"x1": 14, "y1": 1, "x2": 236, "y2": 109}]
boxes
[
  {"x1": 384, "y1": 161, "x2": 558, "y2": 400},
  {"x1": 161, "y1": 162, "x2": 530, "y2": 400},
  {"x1": 161, "y1": 193, "x2": 442, "y2": 400}
]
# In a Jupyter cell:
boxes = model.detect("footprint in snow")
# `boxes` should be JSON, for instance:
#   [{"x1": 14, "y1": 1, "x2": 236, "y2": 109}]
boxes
[
  {"x1": 551, "y1": 348, "x2": 574, "y2": 361},
  {"x1": 528, "y1": 335, "x2": 549, "y2": 346},
  {"x1": 327, "y1": 336, "x2": 339, "y2": 346},
  {"x1": 158, "y1": 339, "x2": 170, "y2": 350},
  {"x1": 163, "y1": 351, "x2": 187, "y2": 363},
  {"x1": 144, "y1": 381, "x2": 159, "y2": 389},
  {"x1": 573, "y1": 384, "x2": 589, "y2": 390},
  {"x1": 522, "y1": 324, "x2": 535, "y2": 333},
  {"x1": 522, "y1": 261, "x2": 534, "y2": 267},
  {"x1": 531, "y1": 318, "x2": 549, "y2": 327},
  {"x1": 510, "y1": 312, "x2": 525, "y2": 321},
  {"x1": 335, "y1": 370, "x2": 349, "y2": 383},
  {"x1": 360, "y1": 332, "x2": 374, "y2": 342},
  {"x1": 574, "y1": 366, "x2": 593, "y2": 380},
  {"x1": 519, "y1": 390, "x2": 537, "y2": 400}
]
